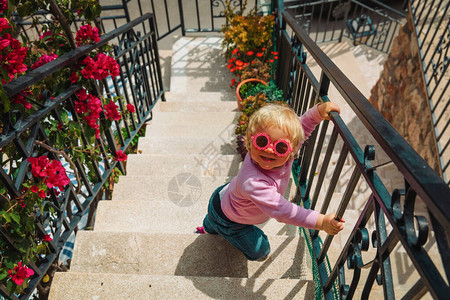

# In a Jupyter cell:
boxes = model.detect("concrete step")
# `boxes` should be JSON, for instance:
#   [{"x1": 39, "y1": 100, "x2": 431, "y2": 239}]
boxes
[
  {"x1": 49, "y1": 273, "x2": 315, "y2": 299},
  {"x1": 70, "y1": 232, "x2": 312, "y2": 280},
  {"x1": 125, "y1": 154, "x2": 242, "y2": 177},
  {"x1": 111, "y1": 175, "x2": 231, "y2": 201},
  {"x1": 162, "y1": 91, "x2": 236, "y2": 104},
  {"x1": 144, "y1": 123, "x2": 237, "y2": 139},
  {"x1": 94, "y1": 200, "x2": 300, "y2": 236},
  {"x1": 153, "y1": 98, "x2": 238, "y2": 112},
  {"x1": 148, "y1": 111, "x2": 239, "y2": 126},
  {"x1": 110, "y1": 172, "x2": 298, "y2": 203},
  {"x1": 170, "y1": 37, "x2": 234, "y2": 93},
  {"x1": 137, "y1": 137, "x2": 236, "y2": 155}
]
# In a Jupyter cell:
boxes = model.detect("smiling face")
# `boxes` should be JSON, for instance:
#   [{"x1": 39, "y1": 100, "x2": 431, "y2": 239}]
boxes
[{"x1": 250, "y1": 126, "x2": 292, "y2": 170}]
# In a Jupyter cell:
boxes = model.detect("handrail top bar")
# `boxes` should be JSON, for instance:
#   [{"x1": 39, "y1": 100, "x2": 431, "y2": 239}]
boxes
[
  {"x1": 4, "y1": 13, "x2": 155, "y2": 98},
  {"x1": 281, "y1": 11, "x2": 449, "y2": 226},
  {"x1": 285, "y1": 0, "x2": 406, "y2": 18}
]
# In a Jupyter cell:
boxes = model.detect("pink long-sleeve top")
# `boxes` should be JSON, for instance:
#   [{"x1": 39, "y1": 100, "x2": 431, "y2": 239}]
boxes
[{"x1": 221, "y1": 104, "x2": 323, "y2": 228}]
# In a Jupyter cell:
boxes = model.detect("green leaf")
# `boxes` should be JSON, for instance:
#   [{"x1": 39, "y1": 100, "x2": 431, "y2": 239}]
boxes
[
  {"x1": 0, "y1": 271, "x2": 8, "y2": 281},
  {"x1": 0, "y1": 87, "x2": 10, "y2": 113},
  {"x1": 61, "y1": 110, "x2": 69, "y2": 124},
  {"x1": 10, "y1": 212, "x2": 20, "y2": 224}
]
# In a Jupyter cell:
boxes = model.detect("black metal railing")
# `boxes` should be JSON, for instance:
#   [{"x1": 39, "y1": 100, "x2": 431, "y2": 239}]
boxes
[
  {"x1": 97, "y1": 0, "x2": 269, "y2": 39},
  {"x1": 279, "y1": 0, "x2": 406, "y2": 54},
  {"x1": 0, "y1": 13, "x2": 163, "y2": 299},
  {"x1": 276, "y1": 8, "x2": 449, "y2": 299},
  {"x1": 408, "y1": 0, "x2": 449, "y2": 185}
]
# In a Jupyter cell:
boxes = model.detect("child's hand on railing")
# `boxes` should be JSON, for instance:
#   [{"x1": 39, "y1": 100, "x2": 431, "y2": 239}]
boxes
[
  {"x1": 315, "y1": 213, "x2": 345, "y2": 235},
  {"x1": 317, "y1": 102, "x2": 340, "y2": 120}
]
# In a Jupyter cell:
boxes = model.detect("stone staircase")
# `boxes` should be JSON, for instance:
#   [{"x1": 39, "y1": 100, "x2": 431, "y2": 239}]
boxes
[
  {"x1": 48, "y1": 37, "x2": 315, "y2": 299},
  {"x1": 48, "y1": 36, "x2": 438, "y2": 299}
]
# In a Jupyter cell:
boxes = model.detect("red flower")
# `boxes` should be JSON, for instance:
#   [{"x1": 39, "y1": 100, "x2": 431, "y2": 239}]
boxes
[
  {"x1": 70, "y1": 71, "x2": 79, "y2": 83},
  {"x1": 43, "y1": 234, "x2": 52, "y2": 241},
  {"x1": 231, "y1": 48, "x2": 238, "y2": 55},
  {"x1": 104, "y1": 100, "x2": 121, "y2": 121},
  {"x1": 57, "y1": 123, "x2": 63, "y2": 130},
  {"x1": 38, "y1": 190, "x2": 46, "y2": 198},
  {"x1": 11, "y1": 89, "x2": 32, "y2": 109},
  {"x1": 0, "y1": 18, "x2": 10, "y2": 33},
  {"x1": 0, "y1": 0, "x2": 8, "y2": 14},
  {"x1": 28, "y1": 156, "x2": 51, "y2": 178},
  {"x1": 256, "y1": 52, "x2": 263, "y2": 57},
  {"x1": 269, "y1": 59, "x2": 274, "y2": 63},
  {"x1": 114, "y1": 150, "x2": 127, "y2": 161},
  {"x1": 75, "y1": 89, "x2": 103, "y2": 138},
  {"x1": 126, "y1": 103, "x2": 135, "y2": 113},
  {"x1": 0, "y1": 30, "x2": 28, "y2": 83},
  {"x1": 31, "y1": 185, "x2": 39, "y2": 193},
  {"x1": 246, "y1": 51, "x2": 254, "y2": 56},
  {"x1": 39, "y1": 31, "x2": 53, "y2": 41},
  {"x1": 8, "y1": 262, "x2": 34, "y2": 286},
  {"x1": 272, "y1": 51, "x2": 279, "y2": 55},
  {"x1": 75, "y1": 24, "x2": 100, "y2": 46},
  {"x1": 31, "y1": 54, "x2": 58, "y2": 70},
  {"x1": 274, "y1": 56, "x2": 278, "y2": 60},
  {"x1": 19, "y1": 200, "x2": 26, "y2": 208},
  {"x1": 27, "y1": 155, "x2": 70, "y2": 191},
  {"x1": 228, "y1": 57, "x2": 235, "y2": 63},
  {"x1": 81, "y1": 53, "x2": 119, "y2": 80},
  {"x1": 45, "y1": 160, "x2": 70, "y2": 191},
  {"x1": 235, "y1": 60, "x2": 243, "y2": 67}
]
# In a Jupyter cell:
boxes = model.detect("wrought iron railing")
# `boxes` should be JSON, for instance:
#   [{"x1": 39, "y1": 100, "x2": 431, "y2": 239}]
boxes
[
  {"x1": 276, "y1": 8, "x2": 449, "y2": 299},
  {"x1": 280, "y1": 0, "x2": 406, "y2": 54},
  {"x1": 0, "y1": 13, "x2": 163, "y2": 299},
  {"x1": 407, "y1": 0, "x2": 449, "y2": 184},
  {"x1": 95, "y1": 0, "x2": 269, "y2": 39}
]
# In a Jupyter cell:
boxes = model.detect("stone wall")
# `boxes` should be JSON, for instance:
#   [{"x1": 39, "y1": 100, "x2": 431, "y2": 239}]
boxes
[{"x1": 368, "y1": 20, "x2": 440, "y2": 174}]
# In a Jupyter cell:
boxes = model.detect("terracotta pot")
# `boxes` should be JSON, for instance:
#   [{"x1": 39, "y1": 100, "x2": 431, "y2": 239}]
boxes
[{"x1": 236, "y1": 78, "x2": 267, "y2": 111}]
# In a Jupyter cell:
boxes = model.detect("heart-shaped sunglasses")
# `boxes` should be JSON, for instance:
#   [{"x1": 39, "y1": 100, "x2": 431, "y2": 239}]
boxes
[{"x1": 251, "y1": 132, "x2": 293, "y2": 157}]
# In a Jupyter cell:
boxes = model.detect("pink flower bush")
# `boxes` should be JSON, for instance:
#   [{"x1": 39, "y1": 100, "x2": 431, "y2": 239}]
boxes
[
  {"x1": 81, "y1": 53, "x2": 119, "y2": 80},
  {"x1": 8, "y1": 262, "x2": 34, "y2": 286},
  {"x1": 0, "y1": 18, "x2": 28, "y2": 84},
  {"x1": 75, "y1": 89, "x2": 103, "y2": 138},
  {"x1": 104, "y1": 100, "x2": 121, "y2": 121},
  {"x1": 31, "y1": 54, "x2": 58, "y2": 70},
  {"x1": 75, "y1": 24, "x2": 100, "y2": 46}
]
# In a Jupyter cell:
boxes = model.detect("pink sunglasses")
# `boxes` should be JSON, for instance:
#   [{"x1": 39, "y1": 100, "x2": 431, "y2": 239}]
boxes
[{"x1": 251, "y1": 132, "x2": 293, "y2": 157}]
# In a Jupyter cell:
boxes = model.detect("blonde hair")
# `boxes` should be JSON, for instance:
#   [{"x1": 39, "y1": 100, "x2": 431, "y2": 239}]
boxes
[{"x1": 245, "y1": 104, "x2": 304, "y2": 158}]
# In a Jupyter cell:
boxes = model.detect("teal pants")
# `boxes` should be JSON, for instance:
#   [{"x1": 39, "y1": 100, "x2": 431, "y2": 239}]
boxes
[{"x1": 202, "y1": 184, "x2": 270, "y2": 261}]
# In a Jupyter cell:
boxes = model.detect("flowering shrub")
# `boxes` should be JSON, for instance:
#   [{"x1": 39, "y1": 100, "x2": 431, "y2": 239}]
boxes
[
  {"x1": 222, "y1": 2, "x2": 275, "y2": 55},
  {"x1": 0, "y1": 0, "x2": 135, "y2": 297},
  {"x1": 222, "y1": 0, "x2": 277, "y2": 88}
]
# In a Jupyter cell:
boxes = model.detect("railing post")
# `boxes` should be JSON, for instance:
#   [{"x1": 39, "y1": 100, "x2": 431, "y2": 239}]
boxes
[{"x1": 178, "y1": 0, "x2": 186, "y2": 36}]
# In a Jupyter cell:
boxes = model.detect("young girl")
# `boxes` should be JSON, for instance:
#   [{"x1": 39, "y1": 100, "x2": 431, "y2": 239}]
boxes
[{"x1": 201, "y1": 102, "x2": 344, "y2": 261}]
